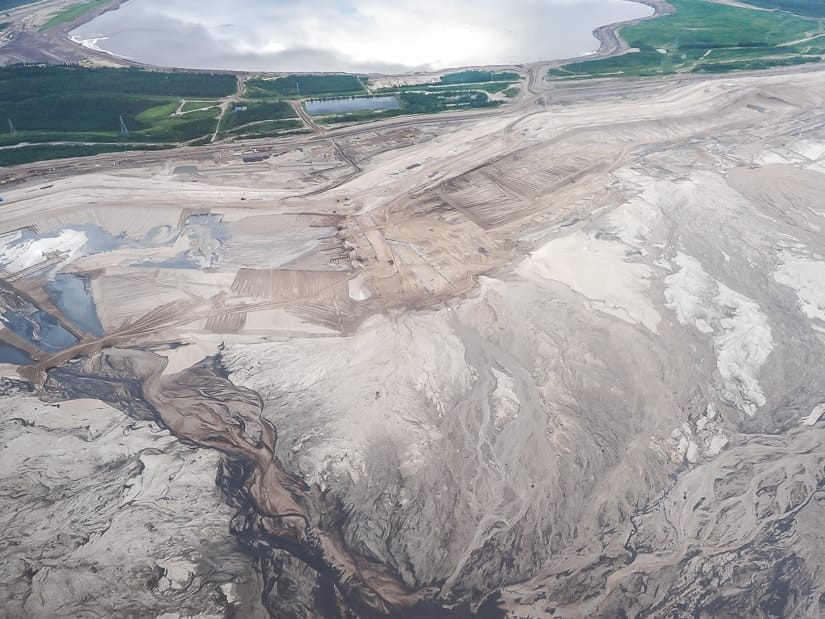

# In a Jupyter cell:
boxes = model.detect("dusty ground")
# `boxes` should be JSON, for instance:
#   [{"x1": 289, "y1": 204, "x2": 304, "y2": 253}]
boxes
[{"x1": 3, "y1": 63, "x2": 825, "y2": 617}]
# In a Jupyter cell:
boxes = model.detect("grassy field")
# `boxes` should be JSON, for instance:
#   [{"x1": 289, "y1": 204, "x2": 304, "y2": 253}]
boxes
[
  {"x1": 246, "y1": 74, "x2": 366, "y2": 98},
  {"x1": 138, "y1": 108, "x2": 221, "y2": 142},
  {"x1": 0, "y1": 66, "x2": 236, "y2": 147},
  {"x1": 738, "y1": 0, "x2": 825, "y2": 17},
  {"x1": 231, "y1": 119, "x2": 305, "y2": 139},
  {"x1": 38, "y1": 0, "x2": 109, "y2": 31},
  {"x1": 220, "y1": 101, "x2": 297, "y2": 134},
  {"x1": 548, "y1": 0, "x2": 825, "y2": 78}
]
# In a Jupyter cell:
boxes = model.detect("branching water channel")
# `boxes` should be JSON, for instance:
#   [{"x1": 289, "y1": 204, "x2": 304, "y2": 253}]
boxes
[{"x1": 40, "y1": 346, "x2": 506, "y2": 618}]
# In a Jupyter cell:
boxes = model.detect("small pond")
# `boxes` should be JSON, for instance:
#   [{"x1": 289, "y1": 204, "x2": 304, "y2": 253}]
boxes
[
  {"x1": 46, "y1": 273, "x2": 105, "y2": 337},
  {"x1": 0, "y1": 342, "x2": 34, "y2": 365},
  {"x1": 1, "y1": 307, "x2": 78, "y2": 353},
  {"x1": 305, "y1": 96, "x2": 400, "y2": 116}
]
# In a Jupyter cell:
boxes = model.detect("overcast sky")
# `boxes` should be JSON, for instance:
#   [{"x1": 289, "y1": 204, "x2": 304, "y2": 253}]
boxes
[{"x1": 72, "y1": 0, "x2": 652, "y2": 72}]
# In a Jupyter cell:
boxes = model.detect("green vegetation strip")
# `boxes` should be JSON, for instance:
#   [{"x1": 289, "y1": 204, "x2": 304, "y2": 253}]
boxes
[
  {"x1": 373, "y1": 70, "x2": 521, "y2": 99},
  {"x1": 246, "y1": 74, "x2": 366, "y2": 98},
  {"x1": 376, "y1": 82, "x2": 515, "y2": 95},
  {"x1": 399, "y1": 90, "x2": 499, "y2": 113},
  {"x1": 38, "y1": 0, "x2": 109, "y2": 32},
  {"x1": 180, "y1": 100, "x2": 220, "y2": 113},
  {"x1": 438, "y1": 70, "x2": 520, "y2": 84},
  {"x1": 737, "y1": 0, "x2": 825, "y2": 18},
  {"x1": 548, "y1": 0, "x2": 825, "y2": 78},
  {"x1": 0, "y1": 0, "x2": 39, "y2": 10},
  {"x1": 0, "y1": 144, "x2": 172, "y2": 167},
  {"x1": 234, "y1": 123, "x2": 307, "y2": 140},
  {"x1": 315, "y1": 90, "x2": 501, "y2": 126}
]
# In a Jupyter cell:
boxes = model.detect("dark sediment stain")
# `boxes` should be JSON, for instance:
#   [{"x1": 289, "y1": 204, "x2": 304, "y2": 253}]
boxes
[{"x1": 41, "y1": 348, "x2": 502, "y2": 618}]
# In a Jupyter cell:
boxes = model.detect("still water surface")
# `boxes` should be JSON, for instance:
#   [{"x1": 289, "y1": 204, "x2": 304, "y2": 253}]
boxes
[
  {"x1": 305, "y1": 96, "x2": 400, "y2": 115},
  {"x1": 71, "y1": 0, "x2": 653, "y2": 73},
  {"x1": 45, "y1": 274, "x2": 105, "y2": 338}
]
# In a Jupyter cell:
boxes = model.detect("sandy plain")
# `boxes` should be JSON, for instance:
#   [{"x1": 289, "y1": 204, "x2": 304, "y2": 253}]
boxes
[{"x1": 3, "y1": 21, "x2": 825, "y2": 617}]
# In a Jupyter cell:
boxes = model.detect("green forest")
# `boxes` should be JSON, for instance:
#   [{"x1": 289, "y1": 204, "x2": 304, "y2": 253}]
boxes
[
  {"x1": 1, "y1": 65, "x2": 237, "y2": 99},
  {"x1": 0, "y1": 65, "x2": 236, "y2": 145}
]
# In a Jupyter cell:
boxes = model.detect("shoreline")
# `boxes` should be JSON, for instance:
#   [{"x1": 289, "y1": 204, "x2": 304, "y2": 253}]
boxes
[
  {"x1": 58, "y1": 0, "x2": 670, "y2": 79},
  {"x1": 591, "y1": 0, "x2": 673, "y2": 59},
  {"x1": 532, "y1": 0, "x2": 672, "y2": 71}
]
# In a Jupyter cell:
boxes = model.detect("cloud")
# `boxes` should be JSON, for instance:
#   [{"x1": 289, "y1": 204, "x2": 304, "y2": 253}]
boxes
[{"x1": 72, "y1": 0, "x2": 652, "y2": 72}]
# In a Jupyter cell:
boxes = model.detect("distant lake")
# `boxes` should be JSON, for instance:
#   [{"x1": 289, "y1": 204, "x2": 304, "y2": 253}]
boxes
[{"x1": 71, "y1": 0, "x2": 653, "y2": 73}]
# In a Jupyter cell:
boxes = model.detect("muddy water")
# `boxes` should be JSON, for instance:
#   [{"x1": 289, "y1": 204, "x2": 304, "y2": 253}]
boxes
[
  {"x1": 46, "y1": 273, "x2": 105, "y2": 337},
  {"x1": 0, "y1": 342, "x2": 34, "y2": 365},
  {"x1": 43, "y1": 348, "x2": 496, "y2": 618},
  {"x1": 135, "y1": 213, "x2": 228, "y2": 269},
  {"x1": 0, "y1": 299, "x2": 77, "y2": 352}
]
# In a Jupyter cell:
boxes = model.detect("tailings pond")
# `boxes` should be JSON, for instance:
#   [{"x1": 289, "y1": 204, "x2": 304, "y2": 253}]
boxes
[{"x1": 71, "y1": 0, "x2": 654, "y2": 73}]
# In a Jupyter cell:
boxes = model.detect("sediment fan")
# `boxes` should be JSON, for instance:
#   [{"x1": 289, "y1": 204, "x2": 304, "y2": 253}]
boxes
[{"x1": 2, "y1": 0, "x2": 825, "y2": 617}]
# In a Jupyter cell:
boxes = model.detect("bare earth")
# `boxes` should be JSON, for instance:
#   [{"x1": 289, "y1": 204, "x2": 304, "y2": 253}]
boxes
[{"x1": 3, "y1": 23, "x2": 825, "y2": 619}]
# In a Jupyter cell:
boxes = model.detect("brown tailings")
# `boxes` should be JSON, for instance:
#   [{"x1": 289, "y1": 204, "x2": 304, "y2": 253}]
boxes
[{"x1": 42, "y1": 348, "x2": 498, "y2": 618}]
